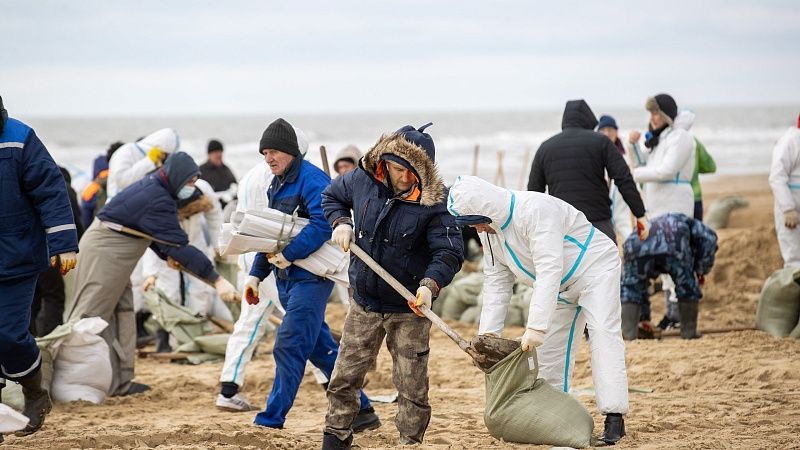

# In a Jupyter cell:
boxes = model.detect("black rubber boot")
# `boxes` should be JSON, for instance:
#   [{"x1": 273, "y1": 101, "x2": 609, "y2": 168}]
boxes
[
  {"x1": 351, "y1": 407, "x2": 381, "y2": 433},
  {"x1": 321, "y1": 432, "x2": 352, "y2": 450},
  {"x1": 155, "y1": 328, "x2": 172, "y2": 353},
  {"x1": 16, "y1": 370, "x2": 52, "y2": 436},
  {"x1": 678, "y1": 300, "x2": 701, "y2": 339},
  {"x1": 620, "y1": 303, "x2": 641, "y2": 341},
  {"x1": 600, "y1": 413, "x2": 625, "y2": 444}
]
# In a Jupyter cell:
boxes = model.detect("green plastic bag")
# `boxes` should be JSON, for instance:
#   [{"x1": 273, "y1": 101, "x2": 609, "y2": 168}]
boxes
[
  {"x1": 484, "y1": 348, "x2": 594, "y2": 448},
  {"x1": 756, "y1": 267, "x2": 800, "y2": 337}
]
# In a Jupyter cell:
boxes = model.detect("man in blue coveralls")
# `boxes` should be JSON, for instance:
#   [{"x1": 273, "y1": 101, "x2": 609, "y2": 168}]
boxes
[
  {"x1": 241, "y1": 118, "x2": 377, "y2": 430},
  {"x1": 0, "y1": 96, "x2": 79, "y2": 438}
]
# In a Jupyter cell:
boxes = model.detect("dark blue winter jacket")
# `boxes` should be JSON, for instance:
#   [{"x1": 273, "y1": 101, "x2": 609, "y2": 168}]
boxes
[
  {"x1": 250, "y1": 157, "x2": 333, "y2": 281},
  {"x1": 97, "y1": 152, "x2": 219, "y2": 282},
  {"x1": 322, "y1": 132, "x2": 463, "y2": 313},
  {"x1": 0, "y1": 117, "x2": 79, "y2": 280}
]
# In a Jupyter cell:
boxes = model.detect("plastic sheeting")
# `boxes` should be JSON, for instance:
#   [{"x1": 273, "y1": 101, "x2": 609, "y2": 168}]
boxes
[{"x1": 218, "y1": 209, "x2": 349, "y2": 286}]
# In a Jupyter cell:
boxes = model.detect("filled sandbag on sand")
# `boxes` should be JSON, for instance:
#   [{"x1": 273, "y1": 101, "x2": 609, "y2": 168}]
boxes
[
  {"x1": 484, "y1": 348, "x2": 594, "y2": 448},
  {"x1": 756, "y1": 267, "x2": 800, "y2": 337}
]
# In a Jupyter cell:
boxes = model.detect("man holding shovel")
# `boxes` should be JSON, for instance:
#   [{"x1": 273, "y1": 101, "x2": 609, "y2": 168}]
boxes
[
  {"x1": 447, "y1": 175, "x2": 629, "y2": 445},
  {"x1": 320, "y1": 124, "x2": 464, "y2": 449}
]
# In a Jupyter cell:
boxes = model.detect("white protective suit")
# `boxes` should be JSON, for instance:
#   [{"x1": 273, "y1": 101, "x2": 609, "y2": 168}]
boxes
[
  {"x1": 106, "y1": 128, "x2": 181, "y2": 312},
  {"x1": 448, "y1": 176, "x2": 629, "y2": 414},
  {"x1": 769, "y1": 124, "x2": 800, "y2": 268},
  {"x1": 631, "y1": 112, "x2": 696, "y2": 218},
  {"x1": 218, "y1": 162, "x2": 281, "y2": 386},
  {"x1": 107, "y1": 128, "x2": 181, "y2": 198},
  {"x1": 141, "y1": 179, "x2": 232, "y2": 321}
]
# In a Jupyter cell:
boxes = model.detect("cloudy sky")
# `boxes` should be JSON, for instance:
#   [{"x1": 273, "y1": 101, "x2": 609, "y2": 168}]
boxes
[{"x1": 2, "y1": 0, "x2": 799, "y2": 117}]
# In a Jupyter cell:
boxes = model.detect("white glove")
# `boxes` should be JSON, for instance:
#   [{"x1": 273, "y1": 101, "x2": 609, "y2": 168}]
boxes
[
  {"x1": 244, "y1": 275, "x2": 261, "y2": 305},
  {"x1": 268, "y1": 252, "x2": 291, "y2": 269},
  {"x1": 520, "y1": 328, "x2": 546, "y2": 351},
  {"x1": 143, "y1": 275, "x2": 157, "y2": 292},
  {"x1": 409, "y1": 286, "x2": 432, "y2": 318},
  {"x1": 332, "y1": 223, "x2": 354, "y2": 251},
  {"x1": 215, "y1": 277, "x2": 241, "y2": 303},
  {"x1": 50, "y1": 251, "x2": 77, "y2": 275}
]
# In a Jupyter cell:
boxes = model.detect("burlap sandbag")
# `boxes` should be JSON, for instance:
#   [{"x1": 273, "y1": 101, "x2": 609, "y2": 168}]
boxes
[
  {"x1": 484, "y1": 348, "x2": 594, "y2": 448},
  {"x1": 756, "y1": 267, "x2": 800, "y2": 337},
  {"x1": 441, "y1": 272, "x2": 485, "y2": 320}
]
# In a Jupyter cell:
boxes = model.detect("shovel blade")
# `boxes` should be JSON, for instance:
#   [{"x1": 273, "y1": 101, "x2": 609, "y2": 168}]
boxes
[{"x1": 468, "y1": 334, "x2": 520, "y2": 372}]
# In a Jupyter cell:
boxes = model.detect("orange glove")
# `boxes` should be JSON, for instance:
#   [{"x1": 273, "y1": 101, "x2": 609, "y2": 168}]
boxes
[
  {"x1": 50, "y1": 252, "x2": 77, "y2": 276},
  {"x1": 408, "y1": 286, "x2": 432, "y2": 318}
]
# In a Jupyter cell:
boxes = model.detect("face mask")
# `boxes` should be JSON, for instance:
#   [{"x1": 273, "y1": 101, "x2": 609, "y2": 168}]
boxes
[{"x1": 177, "y1": 185, "x2": 195, "y2": 199}]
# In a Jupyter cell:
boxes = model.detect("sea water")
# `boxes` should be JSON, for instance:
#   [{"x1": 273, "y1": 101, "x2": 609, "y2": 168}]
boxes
[{"x1": 18, "y1": 105, "x2": 796, "y2": 192}]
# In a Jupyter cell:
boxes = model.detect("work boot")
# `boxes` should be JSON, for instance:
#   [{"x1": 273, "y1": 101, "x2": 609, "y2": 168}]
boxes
[
  {"x1": 678, "y1": 300, "x2": 701, "y2": 339},
  {"x1": 16, "y1": 370, "x2": 52, "y2": 436},
  {"x1": 620, "y1": 303, "x2": 641, "y2": 341},
  {"x1": 155, "y1": 328, "x2": 172, "y2": 353},
  {"x1": 321, "y1": 432, "x2": 352, "y2": 450},
  {"x1": 600, "y1": 413, "x2": 625, "y2": 445},
  {"x1": 351, "y1": 407, "x2": 381, "y2": 433}
]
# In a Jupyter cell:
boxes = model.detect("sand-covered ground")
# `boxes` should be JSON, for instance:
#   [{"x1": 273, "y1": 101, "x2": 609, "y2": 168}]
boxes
[{"x1": 5, "y1": 174, "x2": 800, "y2": 449}]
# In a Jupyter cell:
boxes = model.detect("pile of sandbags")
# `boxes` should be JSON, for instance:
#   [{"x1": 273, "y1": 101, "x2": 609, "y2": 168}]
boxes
[
  {"x1": 439, "y1": 276, "x2": 531, "y2": 328},
  {"x1": 218, "y1": 209, "x2": 349, "y2": 285},
  {"x1": 756, "y1": 267, "x2": 800, "y2": 338},
  {"x1": 484, "y1": 348, "x2": 594, "y2": 448}
]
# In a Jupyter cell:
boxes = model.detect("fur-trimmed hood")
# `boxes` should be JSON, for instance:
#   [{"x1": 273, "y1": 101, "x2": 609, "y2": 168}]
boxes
[
  {"x1": 359, "y1": 133, "x2": 445, "y2": 206},
  {"x1": 361, "y1": 132, "x2": 445, "y2": 207}
]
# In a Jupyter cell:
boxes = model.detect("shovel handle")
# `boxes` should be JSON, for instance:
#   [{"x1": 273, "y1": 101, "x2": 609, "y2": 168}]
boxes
[{"x1": 349, "y1": 243, "x2": 472, "y2": 353}]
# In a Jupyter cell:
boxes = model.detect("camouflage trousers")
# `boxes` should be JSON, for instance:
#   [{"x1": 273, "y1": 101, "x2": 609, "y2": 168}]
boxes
[{"x1": 325, "y1": 300, "x2": 432, "y2": 443}]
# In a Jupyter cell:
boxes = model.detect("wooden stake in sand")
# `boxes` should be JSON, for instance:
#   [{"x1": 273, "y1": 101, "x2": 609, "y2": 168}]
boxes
[
  {"x1": 349, "y1": 243, "x2": 517, "y2": 372},
  {"x1": 495, "y1": 150, "x2": 506, "y2": 187},
  {"x1": 472, "y1": 144, "x2": 480, "y2": 176},
  {"x1": 517, "y1": 147, "x2": 531, "y2": 190},
  {"x1": 320, "y1": 145, "x2": 331, "y2": 177}
]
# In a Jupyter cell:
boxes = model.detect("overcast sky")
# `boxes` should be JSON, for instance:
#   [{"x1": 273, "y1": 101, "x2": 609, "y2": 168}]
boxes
[{"x1": 2, "y1": 0, "x2": 799, "y2": 117}]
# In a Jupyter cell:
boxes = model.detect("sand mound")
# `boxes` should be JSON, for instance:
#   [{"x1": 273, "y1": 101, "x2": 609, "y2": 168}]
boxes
[{"x1": 4, "y1": 175, "x2": 800, "y2": 449}]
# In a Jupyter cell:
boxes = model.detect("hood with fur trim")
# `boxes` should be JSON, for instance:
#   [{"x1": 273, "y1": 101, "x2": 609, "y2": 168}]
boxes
[{"x1": 361, "y1": 132, "x2": 444, "y2": 207}]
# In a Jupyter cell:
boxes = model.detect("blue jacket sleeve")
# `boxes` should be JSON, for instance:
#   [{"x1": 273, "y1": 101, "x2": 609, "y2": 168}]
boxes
[
  {"x1": 80, "y1": 197, "x2": 96, "y2": 230},
  {"x1": 423, "y1": 207, "x2": 465, "y2": 289},
  {"x1": 281, "y1": 172, "x2": 333, "y2": 262},
  {"x1": 321, "y1": 170, "x2": 356, "y2": 225},
  {"x1": 138, "y1": 193, "x2": 191, "y2": 246},
  {"x1": 151, "y1": 242, "x2": 219, "y2": 283},
  {"x1": 249, "y1": 252, "x2": 272, "y2": 280},
  {"x1": 22, "y1": 131, "x2": 79, "y2": 256}
]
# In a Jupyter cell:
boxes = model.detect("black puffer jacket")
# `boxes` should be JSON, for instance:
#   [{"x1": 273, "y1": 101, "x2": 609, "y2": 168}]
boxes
[{"x1": 527, "y1": 100, "x2": 645, "y2": 222}]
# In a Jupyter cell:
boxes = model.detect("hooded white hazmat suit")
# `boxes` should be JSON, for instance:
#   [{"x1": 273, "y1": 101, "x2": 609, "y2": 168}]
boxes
[
  {"x1": 107, "y1": 128, "x2": 181, "y2": 199},
  {"x1": 448, "y1": 176, "x2": 629, "y2": 414},
  {"x1": 141, "y1": 179, "x2": 232, "y2": 321},
  {"x1": 769, "y1": 124, "x2": 800, "y2": 268},
  {"x1": 106, "y1": 128, "x2": 181, "y2": 313}
]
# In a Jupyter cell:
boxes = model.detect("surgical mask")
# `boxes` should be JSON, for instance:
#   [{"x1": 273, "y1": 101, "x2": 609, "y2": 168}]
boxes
[{"x1": 177, "y1": 185, "x2": 195, "y2": 199}]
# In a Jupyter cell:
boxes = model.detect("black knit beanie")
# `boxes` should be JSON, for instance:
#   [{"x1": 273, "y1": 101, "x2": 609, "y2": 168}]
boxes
[
  {"x1": 207, "y1": 139, "x2": 224, "y2": 153},
  {"x1": 259, "y1": 118, "x2": 299, "y2": 156},
  {"x1": 648, "y1": 93, "x2": 678, "y2": 121}
]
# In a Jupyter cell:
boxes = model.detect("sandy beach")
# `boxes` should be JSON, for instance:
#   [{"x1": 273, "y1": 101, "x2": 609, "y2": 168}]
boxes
[{"x1": 4, "y1": 174, "x2": 800, "y2": 450}]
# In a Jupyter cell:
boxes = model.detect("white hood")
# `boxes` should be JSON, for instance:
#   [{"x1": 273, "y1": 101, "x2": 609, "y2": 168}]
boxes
[
  {"x1": 138, "y1": 128, "x2": 180, "y2": 153},
  {"x1": 672, "y1": 110, "x2": 695, "y2": 132},
  {"x1": 448, "y1": 176, "x2": 513, "y2": 227}
]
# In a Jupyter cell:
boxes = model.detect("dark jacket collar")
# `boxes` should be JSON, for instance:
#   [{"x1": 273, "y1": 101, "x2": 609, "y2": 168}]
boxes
[{"x1": 278, "y1": 155, "x2": 304, "y2": 184}]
